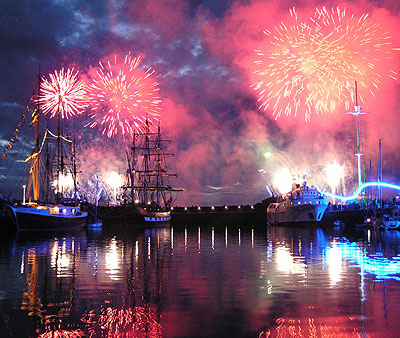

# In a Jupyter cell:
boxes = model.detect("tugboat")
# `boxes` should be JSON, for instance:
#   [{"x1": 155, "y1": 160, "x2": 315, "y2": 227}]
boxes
[{"x1": 267, "y1": 180, "x2": 328, "y2": 225}]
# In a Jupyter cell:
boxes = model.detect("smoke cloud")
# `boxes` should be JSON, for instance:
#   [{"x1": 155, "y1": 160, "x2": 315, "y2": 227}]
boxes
[{"x1": 1, "y1": 0, "x2": 399, "y2": 205}]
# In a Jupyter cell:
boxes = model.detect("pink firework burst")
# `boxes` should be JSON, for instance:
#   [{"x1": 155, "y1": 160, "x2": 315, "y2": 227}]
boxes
[
  {"x1": 86, "y1": 54, "x2": 162, "y2": 138},
  {"x1": 252, "y1": 7, "x2": 398, "y2": 121},
  {"x1": 39, "y1": 68, "x2": 87, "y2": 119}
]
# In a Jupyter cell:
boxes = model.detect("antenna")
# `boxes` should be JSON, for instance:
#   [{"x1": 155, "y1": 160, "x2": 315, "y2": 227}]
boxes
[{"x1": 355, "y1": 80, "x2": 358, "y2": 106}]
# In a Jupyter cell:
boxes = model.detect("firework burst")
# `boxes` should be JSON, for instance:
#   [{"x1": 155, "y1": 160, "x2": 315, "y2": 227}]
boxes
[
  {"x1": 252, "y1": 7, "x2": 398, "y2": 121},
  {"x1": 39, "y1": 68, "x2": 87, "y2": 119},
  {"x1": 86, "y1": 53, "x2": 162, "y2": 138}
]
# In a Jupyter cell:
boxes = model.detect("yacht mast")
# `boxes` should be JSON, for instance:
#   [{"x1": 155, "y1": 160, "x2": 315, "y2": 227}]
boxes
[
  {"x1": 33, "y1": 68, "x2": 41, "y2": 201},
  {"x1": 143, "y1": 117, "x2": 150, "y2": 204},
  {"x1": 26, "y1": 67, "x2": 41, "y2": 202}
]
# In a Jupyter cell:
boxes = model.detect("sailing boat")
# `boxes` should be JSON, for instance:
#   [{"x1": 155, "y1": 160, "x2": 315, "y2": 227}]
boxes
[
  {"x1": 102, "y1": 119, "x2": 181, "y2": 225},
  {"x1": 4, "y1": 69, "x2": 88, "y2": 231}
]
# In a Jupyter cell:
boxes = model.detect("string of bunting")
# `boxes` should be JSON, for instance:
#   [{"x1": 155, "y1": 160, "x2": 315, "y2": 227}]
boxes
[{"x1": 1, "y1": 97, "x2": 37, "y2": 163}]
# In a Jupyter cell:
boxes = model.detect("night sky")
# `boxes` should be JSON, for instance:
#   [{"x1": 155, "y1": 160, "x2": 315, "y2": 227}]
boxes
[{"x1": 1, "y1": 0, "x2": 400, "y2": 206}]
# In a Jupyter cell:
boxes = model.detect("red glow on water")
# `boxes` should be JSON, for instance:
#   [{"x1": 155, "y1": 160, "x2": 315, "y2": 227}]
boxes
[
  {"x1": 259, "y1": 316, "x2": 366, "y2": 337},
  {"x1": 86, "y1": 53, "x2": 162, "y2": 138},
  {"x1": 39, "y1": 68, "x2": 87, "y2": 119},
  {"x1": 81, "y1": 305, "x2": 162, "y2": 337},
  {"x1": 251, "y1": 7, "x2": 397, "y2": 121},
  {"x1": 38, "y1": 329, "x2": 85, "y2": 337}
]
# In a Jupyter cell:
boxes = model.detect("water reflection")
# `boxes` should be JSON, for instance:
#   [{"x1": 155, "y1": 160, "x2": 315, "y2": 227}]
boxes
[
  {"x1": 104, "y1": 237, "x2": 120, "y2": 280},
  {"x1": 326, "y1": 237, "x2": 400, "y2": 281},
  {"x1": 259, "y1": 316, "x2": 365, "y2": 338},
  {"x1": 1, "y1": 225, "x2": 400, "y2": 337},
  {"x1": 81, "y1": 305, "x2": 162, "y2": 337},
  {"x1": 38, "y1": 329, "x2": 84, "y2": 337},
  {"x1": 326, "y1": 242, "x2": 343, "y2": 285},
  {"x1": 276, "y1": 246, "x2": 306, "y2": 276}
]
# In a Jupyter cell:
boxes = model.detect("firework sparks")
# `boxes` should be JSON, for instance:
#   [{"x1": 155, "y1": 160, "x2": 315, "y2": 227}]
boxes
[
  {"x1": 252, "y1": 7, "x2": 398, "y2": 121},
  {"x1": 53, "y1": 173, "x2": 75, "y2": 193},
  {"x1": 325, "y1": 162, "x2": 345, "y2": 193},
  {"x1": 86, "y1": 53, "x2": 162, "y2": 138},
  {"x1": 40, "y1": 68, "x2": 87, "y2": 119},
  {"x1": 272, "y1": 167, "x2": 293, "y2": 194}
]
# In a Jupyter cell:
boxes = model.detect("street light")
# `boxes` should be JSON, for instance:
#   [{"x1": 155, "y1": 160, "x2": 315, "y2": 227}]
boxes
[{"x1": 22, "y1": 185, "x2": 26, "y2": 204}]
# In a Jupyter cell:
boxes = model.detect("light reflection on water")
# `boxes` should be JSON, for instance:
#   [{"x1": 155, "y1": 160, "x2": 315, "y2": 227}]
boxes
[{"x1": 0, "y1": 224, "x2": 400, "y2": 337}]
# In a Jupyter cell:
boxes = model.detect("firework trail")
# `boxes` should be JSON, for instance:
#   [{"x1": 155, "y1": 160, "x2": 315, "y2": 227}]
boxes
[
  {"x1": 39, "y1": 68, "x2": 87, "y2": 119},
  {"x1": 252, "y1": 7, "x2": 398, "y2": 121},
  {"x1": 86, "y1": 53, "x2": 162, "y2": 138}
]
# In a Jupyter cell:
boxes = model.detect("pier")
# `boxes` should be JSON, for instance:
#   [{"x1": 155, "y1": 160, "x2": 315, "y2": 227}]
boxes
[{"x1": 171, "y1": 203, "x2": 267, "y2": 225}]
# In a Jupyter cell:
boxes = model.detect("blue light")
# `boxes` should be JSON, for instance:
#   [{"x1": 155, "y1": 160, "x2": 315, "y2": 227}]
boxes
[
  {"x1": 266, "y1": 185, "x2": 273, "y2": 197},
  {"x1": 324, "y1": 181, "x2": 400, "y2": 202},
  {"x1": 317, "y1": 229, "x2": 400, "y2": 281},
  {"x1": 327, "y1": 240, "x2": 400, "y2": 281}
]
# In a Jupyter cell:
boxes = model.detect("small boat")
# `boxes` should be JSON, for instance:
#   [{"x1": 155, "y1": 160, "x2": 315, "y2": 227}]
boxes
[
  {"x1": 87, "y1": 220, "x2": 102, "y2": 228},
  {"x1": 381, "y1": 208, "x2": 400, "y2": 230},
  {"x1": 356, "y1": 216, "x2": 381, "y2": 229},
  {"x1": 333, "y1": 220, "x2": 345, "y2": 227},
  {"x1": 267, "y1": 180, "x2": 328, "y2": 225}
]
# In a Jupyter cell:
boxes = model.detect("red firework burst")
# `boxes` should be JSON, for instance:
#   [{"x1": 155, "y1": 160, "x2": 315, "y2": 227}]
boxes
[
  {"x1": 86, "y1": 53, "x2": 162, "y2": 138},
  {"x1": 252, "y1": 7, "x2": 398, "y2": 121},
  {"x1": 39, "y1": 68, "x2": 87, "y2": 119}
]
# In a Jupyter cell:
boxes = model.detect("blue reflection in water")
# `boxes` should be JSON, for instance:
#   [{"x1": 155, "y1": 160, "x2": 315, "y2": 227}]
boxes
[{"x1": 319, "y1": 230, "x2": 400, "y2": 281}]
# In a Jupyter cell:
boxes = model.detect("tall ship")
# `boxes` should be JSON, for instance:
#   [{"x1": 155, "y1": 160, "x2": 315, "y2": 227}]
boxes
[
  {"x1": 7, "y1": 130, "x2": 89, "y2": 231},
  {"x1": 267, "y1": 180, "x2": 328, "y2": 224},
  {"x1": 1, "y1": 72, "x2": 88, "y2": 231},
  {"x1": 101, "y1": 119, "x2": 181, "y2": 226}
]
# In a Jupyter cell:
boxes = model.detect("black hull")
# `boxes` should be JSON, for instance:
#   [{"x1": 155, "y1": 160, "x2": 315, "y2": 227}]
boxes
[
  {"x1": 99, "y1": 205, "x2": 171, "y2": 227},
  {"x1": 15, "y1": 212, "x2": 87, "y2": 231},
  {"x1": 321, "y1": 209, "x2": 367, "y2": 226},
  {"x1": 0, "y1": 203, "x2": 18, "y2": 232}
]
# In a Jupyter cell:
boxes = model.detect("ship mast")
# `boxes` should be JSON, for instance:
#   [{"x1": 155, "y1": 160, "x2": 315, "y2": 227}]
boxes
[
  {"x1": 127, "y1": 117, "x2": 181, "y2": 208},
  {"x1": 143, "y1": 117, "x2": 150, "y2": 204},
  {"x1": 156, "y1": 123, "x2": 161, "y2": 205},
  {"x1": 347, "y1": 81, "x2": 367, "y2": 188},
  {"x1": 127, "y1": 136, "x2": 135, "y2": 203},
  {"x1": 72, "y1": 137, "x2": 78, "y2": 200},
  {"x1": 26, "y1": 67, "x2": 41, "y2": 202},
  {"x1": 56, "y1": 105, "x2": 61, "y2": 203},
  {"x1": 45, "y1": 141, "x2": 51, "y2": 203},
  {"x1": 33, "y1": 68, "x2": 41, "y2": 201}
]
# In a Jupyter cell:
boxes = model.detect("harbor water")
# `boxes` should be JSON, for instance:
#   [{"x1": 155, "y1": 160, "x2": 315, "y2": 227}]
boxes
[{"x1": 1, "y1": 222, "x2": 400, "y2": 337}]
